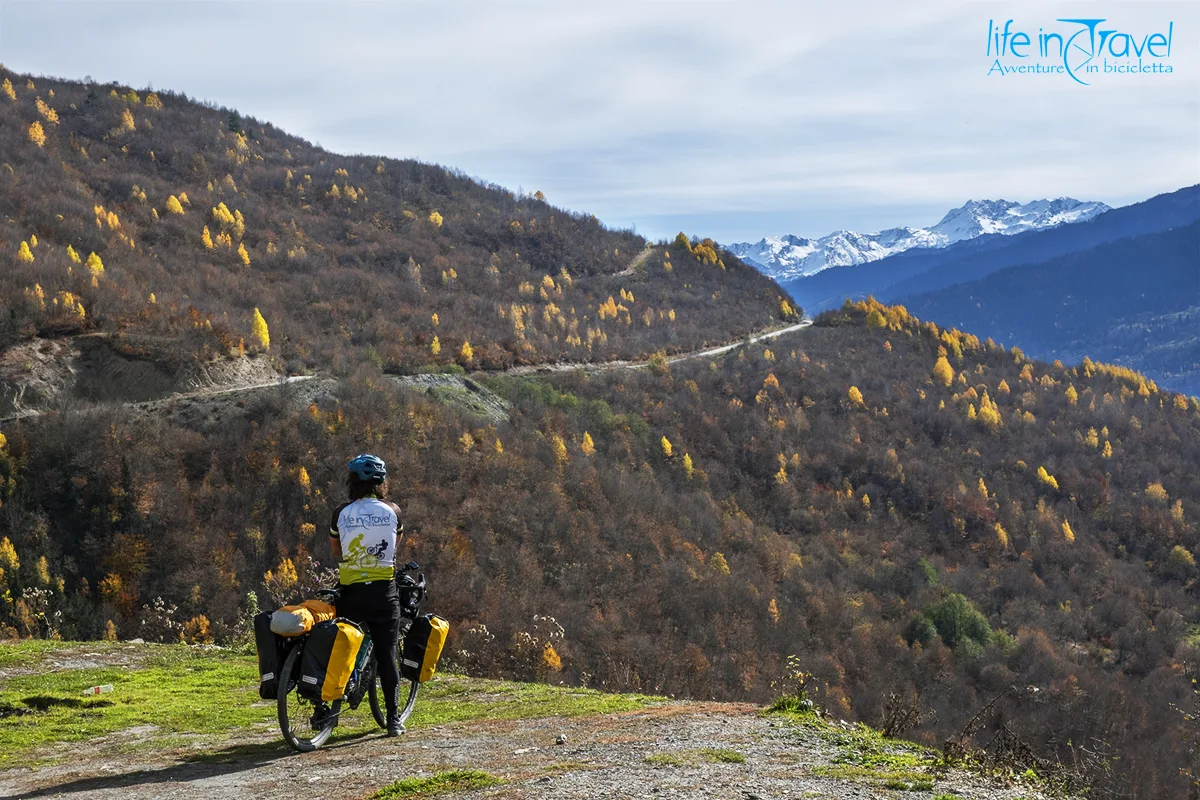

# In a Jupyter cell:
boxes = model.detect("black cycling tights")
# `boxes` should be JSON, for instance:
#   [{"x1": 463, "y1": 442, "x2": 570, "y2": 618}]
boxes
[{"x1": 337, "y1": 581, "x2": 402, "y2": 715}]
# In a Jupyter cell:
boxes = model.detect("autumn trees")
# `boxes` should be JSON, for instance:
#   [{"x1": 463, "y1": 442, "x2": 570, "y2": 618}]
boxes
[{"x1": 0, "y1": 66, "x2": 795, "y2": 371}]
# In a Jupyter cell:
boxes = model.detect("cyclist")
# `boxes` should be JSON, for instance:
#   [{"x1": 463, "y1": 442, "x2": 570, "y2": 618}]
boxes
[{"x1": 329, "y1": 453, "x2": 406, "y2": 736}]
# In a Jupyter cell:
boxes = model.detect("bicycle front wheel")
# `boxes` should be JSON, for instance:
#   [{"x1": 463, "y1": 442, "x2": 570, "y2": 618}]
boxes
[{"x1": 277, "y1": 645, "x2": 341, "y2": 752}]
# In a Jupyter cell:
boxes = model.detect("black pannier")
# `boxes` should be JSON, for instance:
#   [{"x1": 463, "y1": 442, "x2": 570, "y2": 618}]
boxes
[{"x1": 254, "y1": 610, "x2": 289, "y2": 700}]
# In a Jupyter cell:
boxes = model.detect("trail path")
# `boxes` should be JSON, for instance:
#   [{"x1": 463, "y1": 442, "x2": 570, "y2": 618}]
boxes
[
  {"x1": 0, "y1": 321, "x2": 812, "y2": 424},
  {"x1": 0, "y1": 701, "x2": 1044, "y2": 800}
]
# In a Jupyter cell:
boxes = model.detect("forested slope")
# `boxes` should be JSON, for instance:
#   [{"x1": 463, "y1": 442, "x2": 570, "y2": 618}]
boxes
[
  {"x1": 0, "y1": 68, "x2": 796, "y2": 373},
  {"x1": 0, "y1": 299, "x2": 1196, "y2": 796}
]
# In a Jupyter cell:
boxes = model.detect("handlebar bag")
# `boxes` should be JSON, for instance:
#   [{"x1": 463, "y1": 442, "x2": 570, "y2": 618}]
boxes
[
  {"x1": 300, "y1": 619, "x2": 365, "y2": 702},
  {"x1": 254, "y1": 611, "x2": 289, "y2": 700},
  {"x1": 270, "y1": 599, "x2": 336, "y2": 637},
  {"x1": 401, "y1": 614, "x2": 449, "y2": 683}
]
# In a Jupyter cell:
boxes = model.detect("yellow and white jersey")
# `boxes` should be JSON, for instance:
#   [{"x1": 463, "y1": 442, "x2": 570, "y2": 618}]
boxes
[{"x1": 330, "y1": 497, "x2": 401, "y2": 584}]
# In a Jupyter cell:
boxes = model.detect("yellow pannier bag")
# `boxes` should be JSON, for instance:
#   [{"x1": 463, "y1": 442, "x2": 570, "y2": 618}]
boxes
[
  {"x1": 300, "y1": 619, "x2": 365, "y2": 702},
  {"x1": 400, "y1": 614, "x2": 449, "y2": 683}
]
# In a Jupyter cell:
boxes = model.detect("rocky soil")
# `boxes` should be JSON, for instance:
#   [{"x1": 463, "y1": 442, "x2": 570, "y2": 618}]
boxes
[{"x1": 0, "y1": 700, "x2": 1051, "y2": 800}]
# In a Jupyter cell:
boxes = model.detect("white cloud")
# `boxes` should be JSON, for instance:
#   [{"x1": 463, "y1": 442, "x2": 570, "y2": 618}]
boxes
[{"x1": 1, "y1": 0, "x2": 1195, "y2": 240}]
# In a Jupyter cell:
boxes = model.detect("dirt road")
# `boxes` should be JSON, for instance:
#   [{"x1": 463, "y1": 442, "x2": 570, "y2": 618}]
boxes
[{"x1": 0, "y1": 700, "x2": 1045, "y2": 800}]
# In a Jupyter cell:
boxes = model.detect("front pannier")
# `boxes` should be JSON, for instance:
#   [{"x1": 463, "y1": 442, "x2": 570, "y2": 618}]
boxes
[
  {"x1": 400, "y1": 614, "x2": 449, "y2": 683},
  {"x1": 299, "y1": 619, "x2": 365, "y2": 702}
]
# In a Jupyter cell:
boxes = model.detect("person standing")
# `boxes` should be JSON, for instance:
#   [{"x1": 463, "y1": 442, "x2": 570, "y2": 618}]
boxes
[{"x1": 329, "y1": 453, "x2": 405, "y2": 736}]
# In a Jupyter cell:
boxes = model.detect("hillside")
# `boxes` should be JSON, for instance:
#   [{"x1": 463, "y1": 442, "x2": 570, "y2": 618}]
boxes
[
  {"x1": 904, "y1": 221, "x2": 1200, "y2": 396},
  {"x1": 1, "y1": 299, "x2": 1197, "y2": 796},
  {"x1": 0, "y1": 68, "x2": 797, "y2": 378},
  {"x1": 0, "y1": 641, "x2": 1054, "y2": 800}
]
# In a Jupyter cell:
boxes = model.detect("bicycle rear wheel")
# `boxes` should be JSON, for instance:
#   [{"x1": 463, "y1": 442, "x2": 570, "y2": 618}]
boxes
[
  {"x1": 277, "y1": 645, "x2": 341, "y2": 752},
  {"x1": 365, "y1": 660, "x2": 420, "y2": 728}
]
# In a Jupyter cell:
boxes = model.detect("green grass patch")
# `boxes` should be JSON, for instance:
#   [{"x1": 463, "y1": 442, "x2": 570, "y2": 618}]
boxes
[
  {"x1": 644, "y1": 748, "x2": 746, "y2": 767},
  {"x1": 771, "y1": 706, "x2": 938, "y2": 789},
  {"x1": 0, "y1": 641, "x2": 662, "y2": 766},
  {"x1": 812, "y1": 764, "x2": 932, "y2": 785},
  {"x1": 699, "y1": 747, "x2": 745, "y2": 764},
  {"x1": 370, "y1": 769, "x2": 500, "y2": 798}
]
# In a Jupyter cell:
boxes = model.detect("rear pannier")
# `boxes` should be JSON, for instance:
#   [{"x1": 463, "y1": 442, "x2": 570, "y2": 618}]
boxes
[
  {"x1": 299, "y1": 619, "x2": 365, "y2": 702},
  {"x1": 400, "y1": 614, "x2": 449, "y2": 683},
  {"x1": 253, "y1": 610, "x2": 290, "y2": 700}
]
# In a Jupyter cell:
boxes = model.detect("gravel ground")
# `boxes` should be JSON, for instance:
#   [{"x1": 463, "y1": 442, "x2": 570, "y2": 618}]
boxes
[{"x1": 0, "y1": 702, "x2": 1051, "y2": 800}]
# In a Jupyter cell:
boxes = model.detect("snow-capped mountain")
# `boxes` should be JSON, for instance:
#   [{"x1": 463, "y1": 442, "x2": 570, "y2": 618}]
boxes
[{"x1": 726, "y1": 198, "x2": 1111, "y2": 281}]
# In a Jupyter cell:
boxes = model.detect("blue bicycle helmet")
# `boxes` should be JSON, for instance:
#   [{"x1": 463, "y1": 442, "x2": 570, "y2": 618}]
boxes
[{"x1": 347, "y1": 453, "x2": 387, "y2": 482}]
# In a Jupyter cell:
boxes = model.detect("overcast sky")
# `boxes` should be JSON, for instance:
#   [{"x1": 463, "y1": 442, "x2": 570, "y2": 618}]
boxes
[{"x1": 1, "y1": 1, "x2": 1196, "y2": 242}]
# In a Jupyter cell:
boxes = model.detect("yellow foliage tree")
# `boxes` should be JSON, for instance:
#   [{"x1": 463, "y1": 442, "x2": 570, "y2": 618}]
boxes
[
  {"x1": 27, "y1": 121, "x2": 45, "y2": 147},
  {"x1": 847, "y1": 386, "x2": 864, "y2": 407},
  {"x1": 201, "y1": 226, "x2": 214, "y2": 249},
  {"x1": 431, "y1": 336, "x2": 441, "y2": 356},
  {"x1": 264, "y1": 557, "x2": 298, "y2": 589},
  {"x1": 1102, "y1": 441, "x2": 1112, "y2": 458},
  {"x1": 994, "y1": 523, "x2": 1009, "y2": 549},
  {"x1": 580, "y1": 432, "x2": 596, "y2": 456},
  {"x1": 66, "y1": 245, "x2": 81, "y2": 263},
  {"x1": 0, "y1": 79, "x2": 14, "y2": 101},
  {"x1": 661, "y1": 436, "x2": 674, "y2": 458},
  {"x1": 460, "y1": 340, "x2": 473, "y2": 362},
  {"x1": 682, "y1": 453, "x2": 695, "y2": 480},
  {"x1": 251, "y1": 308, "x2": 270, "y2": 349},
  {"x1": 1145, "y1": 482, "x2": 1169, "y2": 503},
  {"x1": 35, "y1": 97, "x2": 58, "y2": 124},
  {"x1": 551, "y1": 434, "x2": 568, "y2": 467},
  {"x1": 709, "y1": 552, "x2": 731, "y2": 576},
  {"x1": 977, "y1": 391, "x2": 1002, "y2": 431},
  {"x1": 932, "y1": 356, "x2": 954, "y2": 388},
  {"x1": 429, "y1": 211, "x2": 443, "y2": 228},
  {"x1": 1065, "y1": 385, "x2": 1078, "y2": 405},
  {"x1": 0, "y1": 537, "x2": 19, "y2": 571},
  {"x1": 1037, "y1": 466, "x2": 1059, "y2": 491},
  {"x1": 119, "y1": 108, "x2": 135, "y2": 132},
  {"x1": 541, "y1": 643, "x2": 563, "y2": 672},
  {"x1": 145, "y1": 92, "x2": 163, "y2": 110},
  {"x1": 86, "y1": 252, "x2": 104, "y2": 277},
  {"x1": 16, "y1": 241, "x2": 34, "y2": 263},
  {"x1": 238, "y1": 242, "x2": 251, "y2": 267},
  {"x1": 1061, "y1": 519, "x2": 1075, "y2": 542},
  {"x1": 165, "y1": 195, "x2": 185, "y2": 215},
  {"x1": 103, "y1": 620, "x2": 118, "y2": 641}
]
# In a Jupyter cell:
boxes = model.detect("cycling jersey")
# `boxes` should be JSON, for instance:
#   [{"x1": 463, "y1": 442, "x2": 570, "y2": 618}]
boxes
[{"x1": 329, "y1": 497, "x2": 402, "y2": 585}]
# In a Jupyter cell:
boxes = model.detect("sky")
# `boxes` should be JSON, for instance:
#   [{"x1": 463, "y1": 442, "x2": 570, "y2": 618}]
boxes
[{"x1": 0, "y1": 1, "x2": 1196, "y2": 242}]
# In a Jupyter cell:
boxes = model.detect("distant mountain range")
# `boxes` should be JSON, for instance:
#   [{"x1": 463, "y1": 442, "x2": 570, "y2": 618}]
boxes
[
  {"x1": 770, "y1": 185, "x2": 1200, "y2": 395},
  {"x1": 726, "y1": 198, "x2": 1110, "y2": 281}
]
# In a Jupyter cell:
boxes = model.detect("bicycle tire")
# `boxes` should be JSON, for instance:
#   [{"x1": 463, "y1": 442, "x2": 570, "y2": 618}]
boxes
[
  {"x1": 365, "y1": 659, "x2": 420, "y2": 728},
  {"x1": 277, "y1": 644, "x2": 340, "y2": 752}
]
